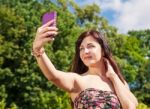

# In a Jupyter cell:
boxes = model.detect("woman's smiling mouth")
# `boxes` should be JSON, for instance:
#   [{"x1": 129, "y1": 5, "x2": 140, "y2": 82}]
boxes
[{"x1": 84, "y1": 56, "x2": 92, "y2": 60}]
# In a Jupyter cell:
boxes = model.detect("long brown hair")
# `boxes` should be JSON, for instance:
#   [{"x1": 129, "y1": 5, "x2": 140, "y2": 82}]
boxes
[{"x1": 71, "y1": 29, "x2": 125, "y2": 83}]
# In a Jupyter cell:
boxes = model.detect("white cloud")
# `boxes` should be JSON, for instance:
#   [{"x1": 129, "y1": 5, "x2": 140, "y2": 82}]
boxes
[
  {"x1": 99, "y1": 0, "x2": 123, "y2": 11},
  {"x1": 75, "y1": 0, "x2": 150, "y2": 33},
  {"x1": 100, "y1": 0, "x2": 150, "y2": 33},
  {"x1": 113, "y1": 0, "x2": 150, "y2": 33}
]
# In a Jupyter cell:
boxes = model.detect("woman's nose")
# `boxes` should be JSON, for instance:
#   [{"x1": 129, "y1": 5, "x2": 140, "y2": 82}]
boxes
[{"x1": 84, "y1": 48, "x2": 89, "y2": 53}]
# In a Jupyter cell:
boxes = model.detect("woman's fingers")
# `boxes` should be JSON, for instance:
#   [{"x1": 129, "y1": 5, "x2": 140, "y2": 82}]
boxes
[
  {"x1": 37, "y1": 26, "x2": 58, "y2": 35},
  {"x1": 41, "y1": 27, "x2": 58, "y2": 34},
  {"x1": 33, "y1": 32, "x2": 56, "y2": 51},
  {"x1": 104, "y1": 58, "x2": 109, "y2": 64},
  {"x1": 36, "y1": 19, "x2": 57, "y2": 35},
  {"x1": 104, "y1": 58, "x2": 117, "y2": 79},
  {"x1": 104, "y1": 58, "x2": 112, "y2": 68},
  {"x1": 41, "y1": 19, "x2": 56, "y2": 28},
  {"x1": 42, "y1": 37, "x2": 55, "y2": 43},
  {"x1": 33, "y1": 20, "x2": 58, "y2": 50},
  {"x1": 103, "y1": 58, "x2": 111, "y2": 71},
  {"x1": 36, "y1": 25, "x2": 58, "y2": 40},
  {"x1": 105, "y1": 59, "x2": 112, "y2": 70},
  {"x1": 40, "y1": 31, "x2": 58, "y2": 38}
]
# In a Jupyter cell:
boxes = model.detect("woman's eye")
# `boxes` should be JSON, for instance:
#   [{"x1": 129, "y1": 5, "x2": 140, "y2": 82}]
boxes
[
  {"x1": 79, "y1": 47, "x2": 84, "y2": 51},
  {"x1": 88, "y1": 45, "x2": 95, "y2": 48}
]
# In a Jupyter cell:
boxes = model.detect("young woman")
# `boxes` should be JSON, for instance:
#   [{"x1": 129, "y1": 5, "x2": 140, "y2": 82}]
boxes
[{"x1": 32, "y1": 20, "x2": 138, "y2": 109}]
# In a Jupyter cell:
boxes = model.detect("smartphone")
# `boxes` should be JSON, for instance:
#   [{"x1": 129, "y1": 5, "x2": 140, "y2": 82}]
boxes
[{"x1": 42, "y1": 11, "x2": 57, "y2": 27}]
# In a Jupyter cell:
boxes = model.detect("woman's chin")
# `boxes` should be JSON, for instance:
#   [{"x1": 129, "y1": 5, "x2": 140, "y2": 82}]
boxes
[{"x1": 84, "y1": 62, "x2": 97, "y2": 67}]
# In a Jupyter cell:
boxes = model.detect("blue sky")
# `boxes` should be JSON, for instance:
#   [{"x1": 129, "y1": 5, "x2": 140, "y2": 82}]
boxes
[{"x1": 74, "y1": 0, "x2": 150, "y2": 33}]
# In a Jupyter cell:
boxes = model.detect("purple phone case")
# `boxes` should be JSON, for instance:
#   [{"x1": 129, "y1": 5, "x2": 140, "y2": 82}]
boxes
[{"x1": 42, "y1": 11, "x2": 57, "y2": 26}]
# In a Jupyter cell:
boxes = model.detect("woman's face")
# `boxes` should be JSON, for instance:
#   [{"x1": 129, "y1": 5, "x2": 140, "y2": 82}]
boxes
[{"x1": 79, "y1": 35, "x2": 103, "y2": 67}]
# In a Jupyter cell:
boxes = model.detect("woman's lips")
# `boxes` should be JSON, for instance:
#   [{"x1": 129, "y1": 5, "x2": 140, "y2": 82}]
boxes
[{"x1": 84, "y1": 56, "x2": 92, "y2": 60}]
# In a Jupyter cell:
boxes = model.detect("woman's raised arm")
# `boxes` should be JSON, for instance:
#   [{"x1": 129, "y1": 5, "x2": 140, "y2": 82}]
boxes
[{"x1": 32, "y1": 20, "x2": 79, "y2": 92}]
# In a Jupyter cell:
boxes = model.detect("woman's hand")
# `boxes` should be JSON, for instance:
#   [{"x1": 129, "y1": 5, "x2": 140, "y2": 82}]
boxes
[
  {"x1": 104, "y1": 59, "x2": 117, "y2": 79},
  {"x1": 104, "y1": 58, "x2": 138, "y2": 109},
  {"x1": 33, "y1": 20, "x2": 58, "y2": 52}
]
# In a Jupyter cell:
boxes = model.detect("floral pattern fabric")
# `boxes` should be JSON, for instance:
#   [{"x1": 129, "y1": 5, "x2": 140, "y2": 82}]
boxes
[{"x1": 74, "y1": 88, "x2": 121, "y2": 109}]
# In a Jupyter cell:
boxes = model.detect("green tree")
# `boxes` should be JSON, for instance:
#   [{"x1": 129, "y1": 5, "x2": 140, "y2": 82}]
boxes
[
  {"x1": 128, "y1": 30, "x2": 150, "y2": 106},
  {"x1": 0, "y1": 0, "x2": 74, "y2": 108}
]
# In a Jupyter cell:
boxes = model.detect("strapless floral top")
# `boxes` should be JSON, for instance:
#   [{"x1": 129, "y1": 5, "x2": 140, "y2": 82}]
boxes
[{"x1": 74, "y1": 88, "x2": 121, "y2": 109}]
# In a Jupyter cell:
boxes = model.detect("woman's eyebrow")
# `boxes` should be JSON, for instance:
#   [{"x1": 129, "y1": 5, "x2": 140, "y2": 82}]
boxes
[
  {"x1": 80, "y1": 43, "x2": 94, "y2": 47},
  {"x1": 87, "y1": 43, "x2": 94, "y2": 46}
]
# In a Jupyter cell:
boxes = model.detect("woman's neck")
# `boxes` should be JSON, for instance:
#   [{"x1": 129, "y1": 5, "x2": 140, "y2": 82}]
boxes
[{"x1": 87, "y1": 59, "x2": 106, "y2": 76}]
